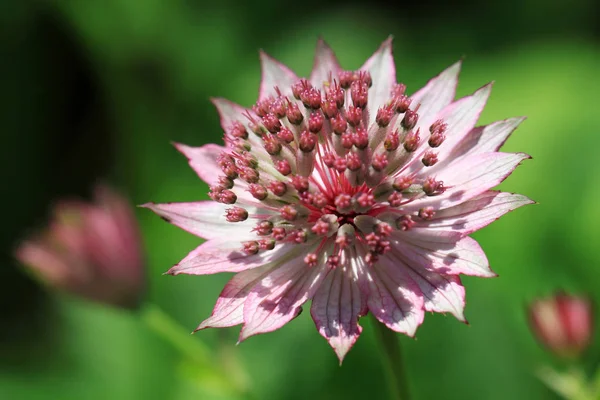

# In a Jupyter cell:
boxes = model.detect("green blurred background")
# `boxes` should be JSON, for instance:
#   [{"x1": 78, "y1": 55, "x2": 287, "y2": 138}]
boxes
[{"x1": 2, "y1": 0, "x2": 599, "y2": 399}]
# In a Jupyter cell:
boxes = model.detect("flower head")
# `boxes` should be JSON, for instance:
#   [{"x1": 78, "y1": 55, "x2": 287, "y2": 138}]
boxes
[
  {"x1": 16, "y1": 185, "x2": 145, "y2": 309},
  {"x1": 528, "y1": 293, "x2": 593, "y2": 359},
  {"x1": 144, "y1": 38, "x2": 532, "y2": 362}
]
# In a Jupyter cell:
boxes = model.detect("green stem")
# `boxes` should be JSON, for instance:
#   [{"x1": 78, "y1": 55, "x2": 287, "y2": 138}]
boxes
[
  {"x1": 140, "y1": 304, "x2": 249, "y2": 397},
  {"x1": 371, "y1": 315, "x2": 411, "y2": 400}
]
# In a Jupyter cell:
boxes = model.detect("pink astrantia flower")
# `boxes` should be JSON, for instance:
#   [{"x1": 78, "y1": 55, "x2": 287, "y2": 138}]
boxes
[
  {"x1": 144, "y1": 38, "x2": 532, "y2": 362},
  {"x1": 16, "y1": 185, "x2": 145, "y2": 309},
  {"x1": 529, "y1": 293, "x2": 593, "y2": 358}
]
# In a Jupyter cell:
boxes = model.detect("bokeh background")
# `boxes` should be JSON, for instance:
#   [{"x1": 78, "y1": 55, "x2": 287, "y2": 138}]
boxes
[{"x1": 2, "y1": 0, "x2": 599, "y2": 399}]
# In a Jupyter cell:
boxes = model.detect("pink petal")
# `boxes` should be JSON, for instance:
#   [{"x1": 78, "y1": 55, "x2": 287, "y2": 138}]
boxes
[
  {"x1": 167, "y1": 240, "x2": 297, "y2": 276},
  {"x1": 405, "y1": 152, "x2": 531, "y2": 212},
  {"x1": 310, "y1": 39, "x2": 342, "y2": 90},
  {"x1": 410, "y1": 60, "x2": 461, "y2": 125},
  {"x1": 196, "y1": 262, "x2": 278, "y2": 330},
  {"x1": 210, "y1": 97, "x2": 250, "y2": 139},
  {"x1": 414, "y1": 191, "x2": 534, "y2": 237},
  {"x1": 141, "y1": 201, "x2": 255, "y2": 240},
  {"x1": 310, "y1": 265, "x2": 367, "y2": 363},
  {"x1": 391, "y1": 235, "x2": 495, "y2": 277},
  {"x1": 359, "y1": 37, "x2": 396, "y2": 121},
  {"x1": 398, "y1": 256, "x2": 466, "y2": 321},
  {"x1": 366, "y1": 256, "x2": 425, "y2": 336},
  {"x1": 448, "y1": 117, "x2": 526, "y2": 160},
  {"x1": 173, "y1": 143, "x2": 225, "y2": 186},
  {"x1": 258, "y1": 51, "x2": 299, "y2": 101},
  {"x1": 239, "y1": 254, "x2": 329, "y2": 341}
]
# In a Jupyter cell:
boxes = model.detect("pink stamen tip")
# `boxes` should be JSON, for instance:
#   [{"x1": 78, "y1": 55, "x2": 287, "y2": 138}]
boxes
[
  {"x1": 249, "y1": 183, "x2": 268, "y2": 200},
  {"x1": 346, "y1": 106, "x2": 362, "y2": 127},
  {"x1": 394, "y1": 94, "x2": 411, "y2": 113},
  {"x1": 339, "y1": 71, "x2": 354, "y2": 89},
  {"x1": 334, "y1": 157, "x2": 347, "y2": 173},
  {"x1": 299, "y1": 131, "x2": 317, "y2": 153},
  {"x1": 328, "y1": 83, "x2": 345, "y2": 108},
  {"x1": 331, "y1": 114, "x2": 347, "y2": 135},
  {"x1": 304, "y1": 253, "x2": 318, "y2": 267},
  {"x1": 423, "y1": 177, "x2": 444, "y2": 196},
  {"x1": 387, "y1": 191, "x2": 403, "y2": 207},
  {"x1": 230, "y1": 121, "x2": 248, "y2": 139},
  {"x1": 290, "y1": 229, "x2": 308, "y2": 243},
  {"x1": 376, "y1": 106, "x2": 394, "y2": 127},
  {"x1": 226, "y1": 207, "x2": 248, "y2": 222},
  {"x1": 351, "y1": 81, "x2": 369, "y2": 108},
  {"x1": 403, "y1": 129, "x2": 420, "y2": 153},
  {"x1": 269, "y1": 181, "x2": 287, "y2": 197},
  {"x1": 375, "y1": 222, "x2": 393, "y2": 237},
  {"x1": 262, "y1": 113, "x2": 282, "y2": 133},
  {"x1": 341, "y1": 133, "x2": 354, "y2": 149},
  {"x1": 422, "y1": 150, "x2": 438, "y2": 167},
  {"x1": 264, "y1": 135, "x2": 282, "y2": 155},
  {"x1": 384, "y1": 130, "x2": 400, "y2": 151},
  {"x1": 270, "y1": 97, "x2": 287, "y2": 118},
  {"x1": 218, "y1": 176, "x2": 234, "y2": 189},
  {"x1": 255, "y1": 220, "x2": 274, "y2": 236},
  {"x1": 396, "y1": 215, "x2": 415, "y2": 231},
  {"x1": 356, "y1": 193, "x2": 375, "y2": 208},
  {"x1": 272, "y1": 227, "x2": 287, "y2": 241},
  {"x1": 327, "y1": 255, "x2": 340, "y2": 268},
  {"x1": 277, "y1": 127, "x2": 295, "y2": 144},
  {"x1": 286, "y1": 102, "x2": 304, "y2": 125},
  {"x1": 418, "y1": 207, "x2": 436, "y2": 220},
  {"x1": 323, "y1": 152, "x2": 336, "y2": 168},
  {"x1": 321, "y1": 98, "x2": 338, "y2": 119},
  {"x1": 371, "y1": 152, "x2": 389, "y2": 172},
  {"x1": 352, "y1": 127, "x2": 369, "y2": 150},
  {"x1": 402, "y1": 109, "x2": 419, "y2": 130},
  {"x1": 310, "y1": 193, "x2": 328, "y2": 209},
  {"x1": 392, "y1": 83, "x2": 407, "y2": 97},
  {"x1": 308, "y1": 112, "x2": 324, "y2": 133},
  {"x1": 291, "y1": 176, "x2": 309, "y2": 193},
  {"x1": 335, "y1": 194, "x2": 352, "y2": 211},
  {"x1": 301, "y1": 87, "x2": 322, "y2": 109},
  {"x1": 346, "y1": 152, "x2": 362, "y2": 171},
  {"x1": 311, "y1": 219, "x2": 331, "y2": 236},
  {"x1": 393, "y1": 176, "x2": 414, "y2": 191},
  {"x1": 275, "y1": 159, "x2": 292, "y2": 176},
  {"x1": 242, "y1": 241, "x2": 259, "y2": 255},
  {"x1": 291, "y1": 79, "x2": 309, "y2": 100},
  {"x1": 219, "y1": 189, "x2": 237, "y2": 204},
  {"x1": 258, "y1": 239, "x2": 276, "y2": 250},
  {"x1": 280, "y1": 205, "x2": 298, "y2": 221},
  {"x1": 239, "y1": 166, "x2": 260, "y2": 184}
]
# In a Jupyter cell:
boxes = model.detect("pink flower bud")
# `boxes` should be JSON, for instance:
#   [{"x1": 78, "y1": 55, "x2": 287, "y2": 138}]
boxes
[
  {"x1": 528, "y1": 293, "x2": 593, "y2": 358},
  {"x1": 16, "y1": 185, "x2": 145, "y2": 309}
]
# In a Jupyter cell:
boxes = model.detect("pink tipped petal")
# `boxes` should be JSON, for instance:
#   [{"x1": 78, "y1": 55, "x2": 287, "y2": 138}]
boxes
[
  {"x1": 367, "y1": 256, "x2": 425, "y2": 336},
  {"x1": 174, "y1": 143, "x2": 225, "y2": 186},
  {"x1": 310, "y1": 39, "x2": 342, "y2": 89},
  {"x1": 258, "y1": 51, "x2": 299, "y2": 101},
  {"x1": 197, "y1": 262, "x2": 278, "y2": 330},
  {"x1": 398, "y1": 256, "x2": 466, "y2": 321},
  {"x1": 449, "y1": 117, "x2": 526, "y2": 160},
  {"x1": 410, "y1": 61, "x2": 461, "y2": 124},
  {"x1": 360, "y1": 37, "x2": 396, "y2": 118},
  {"x1": 415, "y1": 191, "x2": 534, "y2": 236},
  {"x1": 407, "y1": 152, "x2": 531, "y2": 212},
  {"x1": 168, "y1": 240, "x2": 298, "y2": 276},
  {"x1": 392, "y1": 235, "x2": 494, "y2": 277},
  {"x1": 239, "y1": 253, "x2": 329, "y2": 341},
  {"x1": 142, "y1": 201, "x2": 256, "y2": 240},
  {"x1": 311, "y1": 266, "x2": 366, "y2": 363}
]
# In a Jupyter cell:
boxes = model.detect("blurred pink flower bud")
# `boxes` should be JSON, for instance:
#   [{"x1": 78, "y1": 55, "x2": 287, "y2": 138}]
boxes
[
  {"x1": 15, "y1": 185, "x2": 145, "y2": 309},
  {"x1": 528, "y1": 293, "x2": 593, "y2": 358}
]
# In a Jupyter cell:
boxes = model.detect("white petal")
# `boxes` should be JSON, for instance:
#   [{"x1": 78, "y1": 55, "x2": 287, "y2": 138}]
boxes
[
  {"x1": 167, "y1": 240, "x2": 299, "y2": 276},
  {"x1": 196, "y1": 262, "x2": 278, "y2": 330},
  {"x1": 391, "y1": 234, "x2": 495, "y2": 277},
  {"x1": 311, "y1": 265, "x2": 366, "y2": 363},
  {"x1": 359, "y1": 37, "x2": 396, "y2": 123},
  {"x1": 366, "y1": 256, "x2": 424, "y2": 336},
  {"x1": 310, "y1": 39, "x2": 342, "y2": 90},
  {"x1": 410, "y1": 61, "x2": 461, "y2": 124},
  {"x1": 173, "y1": 143, "x2": 224, "y2": 186},
  {"x1": 414, "y1": 191, "x2": 534, "y2": 237},
  {"x1": 258, "y1": 51, "x2": 299, "y2": 101},
  {"x1": 239, "y1": 250, "x2": 328, "y2": 341},
  {"x1": 141, "y1": 201, "x2": 255, "y2": 240}
]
